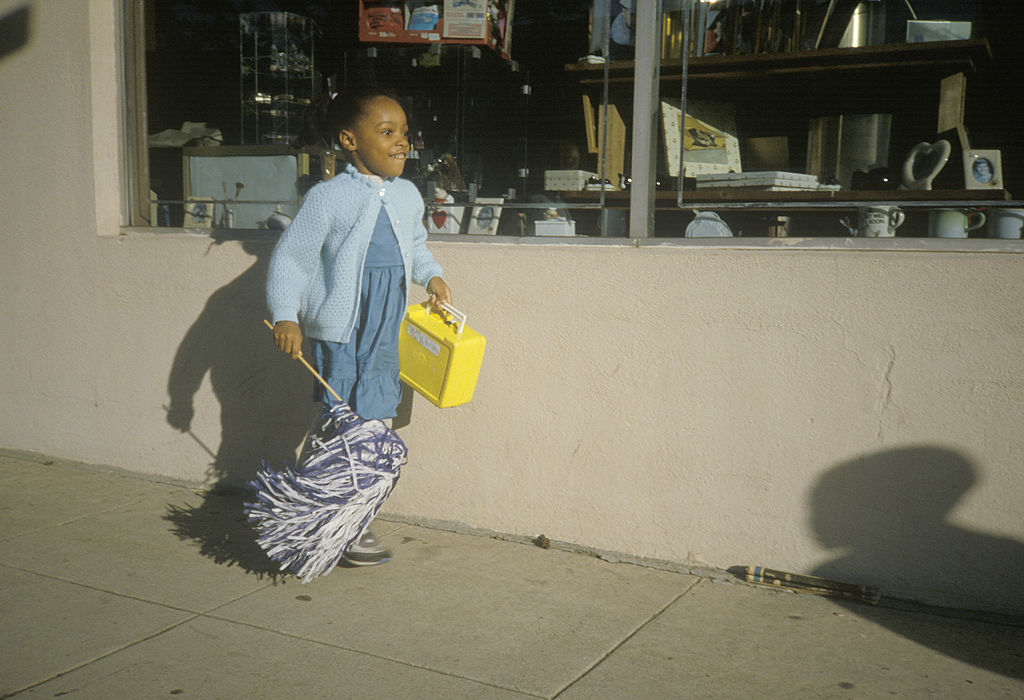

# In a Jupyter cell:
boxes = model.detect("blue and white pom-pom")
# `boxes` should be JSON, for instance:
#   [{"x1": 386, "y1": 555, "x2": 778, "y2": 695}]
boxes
[{"x1": 245, "y1": 403, "x2": 407, "y2": 582}]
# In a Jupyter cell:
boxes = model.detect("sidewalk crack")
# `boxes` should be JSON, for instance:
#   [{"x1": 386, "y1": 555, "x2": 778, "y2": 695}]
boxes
[{"x1": 551, "y1": 576, "x2": 702, "y2": 698}]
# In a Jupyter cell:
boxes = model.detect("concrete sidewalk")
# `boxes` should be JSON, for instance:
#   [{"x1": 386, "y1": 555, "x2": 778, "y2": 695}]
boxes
[{"x1": 1, "y1": 449, "x2": 1022, "y2": 699}]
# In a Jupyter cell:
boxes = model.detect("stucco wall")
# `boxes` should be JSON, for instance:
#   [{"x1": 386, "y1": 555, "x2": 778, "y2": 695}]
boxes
[{"x1": 1, "y1": 1, "x2": 1022, "y2": 615}]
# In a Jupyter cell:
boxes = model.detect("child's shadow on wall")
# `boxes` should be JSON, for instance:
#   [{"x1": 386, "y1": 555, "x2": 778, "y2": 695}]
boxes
[
  {"x1": 810, "y1": 446, "x2": 1024, "y2": 679},
  {"x1": 163, "y1": 236, "x2": 314, "y2": 577}
]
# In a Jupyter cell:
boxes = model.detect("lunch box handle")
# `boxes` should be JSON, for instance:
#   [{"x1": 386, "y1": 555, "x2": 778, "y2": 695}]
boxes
[{"x1": 438, "y1": 302, "x2": 467, "y2": 334}]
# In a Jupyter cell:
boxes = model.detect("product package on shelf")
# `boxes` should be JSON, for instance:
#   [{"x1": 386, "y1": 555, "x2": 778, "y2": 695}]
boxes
[
  {"x1": 534, "y1": 219, "x2": 576, "y2": 236},
  {"x1": 544, "y1": 170, "x2": 598, "y2": 192},
  {"x1": 696, "y1": 171, "x2": 821, "y2": 191},
  {"x1": 358, "y1": 0, "x2": 513, "y2": 58}
]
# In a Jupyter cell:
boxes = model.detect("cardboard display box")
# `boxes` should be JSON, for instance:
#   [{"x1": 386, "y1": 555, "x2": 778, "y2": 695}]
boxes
[{"x1": 359, "y1": 0, "x2": 514, "y2": 58}]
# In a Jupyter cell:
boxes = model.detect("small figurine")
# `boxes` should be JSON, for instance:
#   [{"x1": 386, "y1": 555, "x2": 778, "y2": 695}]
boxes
[{"x1": 266, "y1": 204, "x2": 292, "y2": 230}]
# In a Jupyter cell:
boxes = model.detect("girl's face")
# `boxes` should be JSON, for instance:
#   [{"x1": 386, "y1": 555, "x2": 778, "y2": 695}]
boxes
[{"x1": 339, "y1": 96, "x2": 410, "y2": 179}]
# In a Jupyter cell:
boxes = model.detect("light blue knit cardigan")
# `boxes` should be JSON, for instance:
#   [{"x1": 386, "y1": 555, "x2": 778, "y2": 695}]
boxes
[{"x1": 266, "y1": 164, "x2": 444, "y2": 343}]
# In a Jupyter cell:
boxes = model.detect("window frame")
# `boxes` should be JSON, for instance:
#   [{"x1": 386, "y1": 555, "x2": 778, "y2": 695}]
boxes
[{"x1": 124, "y1": 0, "x2": 151, "y2": 227}]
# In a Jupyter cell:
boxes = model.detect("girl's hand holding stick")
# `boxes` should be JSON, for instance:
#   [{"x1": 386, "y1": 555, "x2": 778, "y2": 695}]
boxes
[{"x1": 272, "y1": 320, "x2": 304, "y2": 359}]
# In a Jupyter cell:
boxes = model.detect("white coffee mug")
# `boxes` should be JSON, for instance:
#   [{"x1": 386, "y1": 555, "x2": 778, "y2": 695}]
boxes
[
  {"x1": 840, "y1": 206, "x2": 905, "y2": 237},
  {"x1": 987, "y1": 208, "x2": 1024, "y2": 239},
  {"x1": 929, "y1": 208, "x2": 986, "y2": 238}
]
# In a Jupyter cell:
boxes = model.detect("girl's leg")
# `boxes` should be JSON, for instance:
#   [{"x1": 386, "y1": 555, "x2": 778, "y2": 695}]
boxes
[
  {"x1": 339, "y1": 267, "x2": 405, "y2": 565},
  {"x1": 305, "y1": 326, "x2": 396, "y2": 566}
]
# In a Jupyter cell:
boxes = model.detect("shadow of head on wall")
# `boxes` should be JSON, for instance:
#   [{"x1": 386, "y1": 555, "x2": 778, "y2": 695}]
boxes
[
  {"x1": 0, "y1": 5, "x2": 31, "y2": 61},
  {"x1": 811, "y1": 445, "x2": 1024, "y2": 612},
  {"x1": 810, "y1": 445, "x2": 1024, "y2": 678}
]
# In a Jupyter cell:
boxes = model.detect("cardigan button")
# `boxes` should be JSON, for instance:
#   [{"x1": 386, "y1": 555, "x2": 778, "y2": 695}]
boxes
[{"x1": 379, "y1": 188, "x2": 386, "y2": 197}]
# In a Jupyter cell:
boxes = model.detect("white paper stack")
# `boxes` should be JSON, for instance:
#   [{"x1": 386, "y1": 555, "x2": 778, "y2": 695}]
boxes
[{"x1": 696, "y1": 171, "x2": 820, "y2": 191}]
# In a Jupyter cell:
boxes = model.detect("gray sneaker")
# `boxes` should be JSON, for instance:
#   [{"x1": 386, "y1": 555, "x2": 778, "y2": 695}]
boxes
[{"x1": 341, "y1": 529, "x2": 391, "y2": 566}]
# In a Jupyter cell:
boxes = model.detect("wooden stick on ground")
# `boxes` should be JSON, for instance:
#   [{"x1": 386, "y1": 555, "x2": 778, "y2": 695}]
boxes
[{"x1": 745, "y1": 565, "x2": 881, "y2": 604}]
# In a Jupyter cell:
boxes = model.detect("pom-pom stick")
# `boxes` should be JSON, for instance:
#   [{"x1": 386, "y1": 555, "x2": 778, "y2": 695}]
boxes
[{"x1": 244, "y1": 321, "x2": 407, "y2": 581}]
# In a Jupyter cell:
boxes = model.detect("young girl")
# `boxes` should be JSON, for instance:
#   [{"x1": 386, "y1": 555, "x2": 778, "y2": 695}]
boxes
[{"x1": 266, "y1": 88, "x2": 452, "y2": 565}]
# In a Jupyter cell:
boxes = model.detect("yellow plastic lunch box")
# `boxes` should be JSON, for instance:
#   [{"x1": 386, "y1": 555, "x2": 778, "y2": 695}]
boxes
[{"x1": 398, "y1": 302, "x2": 485, "y2": 408}]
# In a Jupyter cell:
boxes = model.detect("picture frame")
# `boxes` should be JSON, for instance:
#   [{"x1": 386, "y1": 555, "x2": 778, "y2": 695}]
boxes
[
  {"x1": 963, "y1": 149, "x2": 1003, "y2": 190},
  {"x1": 466, "y1": 197, "x2": 504, "y2": 235},
  {"x1": 183, "y1": 197, "x2": 214, "y2": 228},
  {"x1": 660, "y1": 98, "x2": 741, "y2": 178},
  {"x1": 426, "y1": 199, "x2": 465, "y2": 234}
]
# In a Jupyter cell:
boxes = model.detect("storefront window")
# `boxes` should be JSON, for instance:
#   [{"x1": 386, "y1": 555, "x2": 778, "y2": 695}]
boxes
[
  {"x1": 137, "y1": 0, "x2": 638, "y2": 237},
  {"x1": 130, "y1": 1, "x2": 1021, "y2": 240},
  {"x1": 658, "y1": 0, "x2": 1022, "y2": 239}
]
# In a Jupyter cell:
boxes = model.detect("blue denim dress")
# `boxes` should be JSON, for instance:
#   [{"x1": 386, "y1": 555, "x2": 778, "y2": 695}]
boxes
[{"x1": 310, "y1": 207, "x2": 406, "y2": 420}]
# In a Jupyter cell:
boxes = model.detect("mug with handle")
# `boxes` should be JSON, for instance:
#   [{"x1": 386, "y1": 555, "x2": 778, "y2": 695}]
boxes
[
  {"x1": 840, "y1": 206, "x2": 905, "y2": 237},
  {"x1": 929, "y1": 208, "x2": 986, "y2": 238},
  {"x1": 987, "y1": 208, "x2": 1024, "y2": 239}
]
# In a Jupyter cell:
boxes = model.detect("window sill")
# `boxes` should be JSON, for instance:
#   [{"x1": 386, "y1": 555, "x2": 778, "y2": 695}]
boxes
[{"x1": 115, "y1": 227, "x2": 1024, "y2": 254}]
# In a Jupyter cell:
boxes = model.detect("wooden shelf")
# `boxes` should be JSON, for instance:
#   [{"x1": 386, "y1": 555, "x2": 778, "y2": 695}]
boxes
[
  {"x1": 565, "y1": 40, "x2": 1004, "y2": 209},
  {"x1": 566, "y1": 39, "x2": 992, "y2": 85}
]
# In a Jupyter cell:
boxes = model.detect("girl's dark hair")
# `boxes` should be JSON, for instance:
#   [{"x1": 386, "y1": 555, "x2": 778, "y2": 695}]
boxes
[{"x1": 322, "y1": 86, "x2": 400, "y2": 145}]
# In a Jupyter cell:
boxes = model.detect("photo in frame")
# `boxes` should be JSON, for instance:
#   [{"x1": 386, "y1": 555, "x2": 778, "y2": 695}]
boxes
[
  {"x1": 466, "y1": 197, "x2": 504, "y2": 235},
  {"x1": 963, "y1": 149, "x2": 1003, "y2": 190},
  {"x1": 183, "y1": 197, "x2": 214, "y2": 228}
]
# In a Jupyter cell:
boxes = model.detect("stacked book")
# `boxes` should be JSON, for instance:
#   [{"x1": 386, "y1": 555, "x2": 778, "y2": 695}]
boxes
[{"x1": 695, "y1": 171, "x2": 827, "y2": 192}]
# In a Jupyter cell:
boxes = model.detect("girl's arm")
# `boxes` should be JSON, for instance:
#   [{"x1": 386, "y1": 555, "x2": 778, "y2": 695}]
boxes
[
  {"x1": 266, "y1": 185, "x2": 333, "y2": 327},
  {"x1": 408, "y1": 193, "x2": 446, "y2": 292}
]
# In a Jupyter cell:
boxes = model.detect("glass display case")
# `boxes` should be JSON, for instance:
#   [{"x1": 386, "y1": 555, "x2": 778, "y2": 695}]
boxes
[{"x1": 239, "y1": 12, "x2": 319, "y2": 145}]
